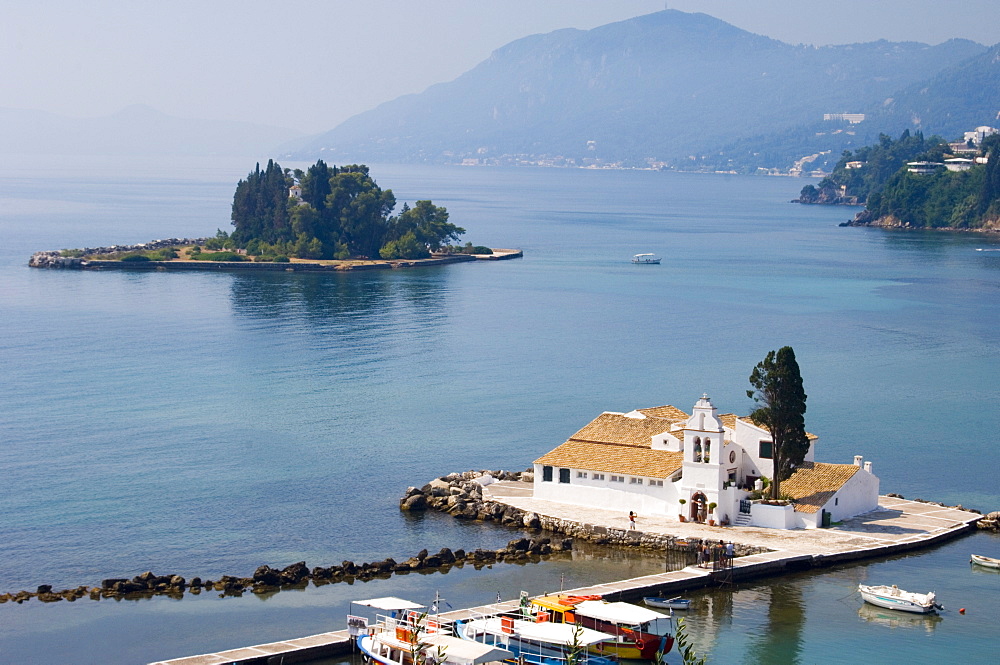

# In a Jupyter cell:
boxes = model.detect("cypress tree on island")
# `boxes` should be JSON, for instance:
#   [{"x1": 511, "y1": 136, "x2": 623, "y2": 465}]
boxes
[{"x1": 747, "y1": 346, "x2": 809, "y2": 501}]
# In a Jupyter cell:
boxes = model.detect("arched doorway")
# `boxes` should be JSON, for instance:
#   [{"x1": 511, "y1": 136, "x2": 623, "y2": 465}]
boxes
[{"x1": 690, "y1": 492, "x2": 708, "y2": 523}]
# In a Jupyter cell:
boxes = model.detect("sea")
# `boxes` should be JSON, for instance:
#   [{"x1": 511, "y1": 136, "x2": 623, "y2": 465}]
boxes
[{"x1": 1, "y1": 156, "x2": 998, "y2": 664}]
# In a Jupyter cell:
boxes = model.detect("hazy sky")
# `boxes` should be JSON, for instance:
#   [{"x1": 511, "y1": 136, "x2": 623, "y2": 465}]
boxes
[{"x1": 3, "y1": 0, "x2": 999, "y2": 134}]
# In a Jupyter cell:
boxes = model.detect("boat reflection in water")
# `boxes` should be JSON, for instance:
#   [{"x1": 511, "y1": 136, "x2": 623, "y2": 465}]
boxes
[{"x1": 857, "y1": 603, "x2": 943, "y2": 633}]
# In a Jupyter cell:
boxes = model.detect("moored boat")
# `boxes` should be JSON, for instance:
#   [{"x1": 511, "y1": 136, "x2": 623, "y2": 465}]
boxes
[
  {"x1": 456, "y1": 604, "x2": 618, "y2": 665},
  {"x1": 352, "y1": 597, "x2": 514, "y2": 665},
  {"x1": 643, "y1": 596, "x2": 691, "y2": 610},
  {"x1": 858, "y1": 584, "x2": 941, "y2": 614},
  {"x1": 970, "y1": 554, "x2": 1000, "y2": 569},
  {"x1": 528, "y1": 594, "x2": 674, "y2": 659},
  {"x1": 632, "y1": 253, "x2": 661, "y2": 264}
]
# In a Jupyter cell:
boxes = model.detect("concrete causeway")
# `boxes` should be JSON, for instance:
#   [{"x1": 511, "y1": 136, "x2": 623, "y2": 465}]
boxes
[{"x1": 149, "y1": 489, "x2": 980, "y2": 665}]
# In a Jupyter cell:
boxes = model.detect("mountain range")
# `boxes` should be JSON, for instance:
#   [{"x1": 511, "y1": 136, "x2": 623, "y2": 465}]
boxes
[{"x1": 289, "y1": 10, "x2": 998, "y2": 171}]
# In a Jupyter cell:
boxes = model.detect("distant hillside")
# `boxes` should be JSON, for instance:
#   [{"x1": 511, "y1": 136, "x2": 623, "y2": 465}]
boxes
[
  {"x1": 847, "y1": 135, "x2": 1000, "y2": 230},
  {"x1": 0, "y1": 104, "x2": 303, "y2": 157},
  {"x1": 705, "y1": 43, "x2": 1000, "y2": 173},
  {"x1": 288, "y1": 10, "x2": 985, "y2": 168},
  {"x1": 796, "y1": 130, "x2": 947, "y2": 205}
]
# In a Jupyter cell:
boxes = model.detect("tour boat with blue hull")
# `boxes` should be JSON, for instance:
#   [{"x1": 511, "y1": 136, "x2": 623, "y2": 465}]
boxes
[
  {"x1": 456, "y1": 607, "x2": 618, "y2": 665},
  {"x1": 358, "y1": 631, "x2": 515, "y2": 665},
  {"x1": 351, "y1": 596, "x2": 514, "y2": 665},
  {"x1": 858, "y1": 584, "x2": 942, "y2": 614}
]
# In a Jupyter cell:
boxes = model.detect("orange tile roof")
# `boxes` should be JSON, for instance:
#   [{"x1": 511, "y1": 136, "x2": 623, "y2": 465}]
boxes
[
  {"x1": 781, "y1": 462, "x2": 859, "y2": 513},
  {"x1": 534, "y1": 439, "x2": 684, "y2": 478},
  {"x1": 635, "y1": 405, "x2": 689, "y2": 422},
  {"x1": 569, "y1": 413, "x2": 675, "y2": 447},
  {"x1": 719, "y1": 413, "x2": 738, "y2": 430}
]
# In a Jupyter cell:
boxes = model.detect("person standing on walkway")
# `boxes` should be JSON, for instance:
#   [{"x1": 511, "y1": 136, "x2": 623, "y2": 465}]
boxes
[{"x1": 629, "y1": 511, "x2": 636, "y2": 530}]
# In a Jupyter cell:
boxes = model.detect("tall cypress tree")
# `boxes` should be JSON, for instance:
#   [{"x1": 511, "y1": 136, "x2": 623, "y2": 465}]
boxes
[
  {"x1": 747, "y1": 346, "x2": 809, "y2": 500},
  {"x1": 230, "y1": 160, "x2": 292, "y2": 245}
]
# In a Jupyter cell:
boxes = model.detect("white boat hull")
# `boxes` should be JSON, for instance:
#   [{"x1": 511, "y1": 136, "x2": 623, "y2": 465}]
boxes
[
  {"x1": 858, "y1": 585, "x2": 939, "y2": 614},
  {"x1": 971, "y1": 554, "x2": 1000, "y2": 569}
]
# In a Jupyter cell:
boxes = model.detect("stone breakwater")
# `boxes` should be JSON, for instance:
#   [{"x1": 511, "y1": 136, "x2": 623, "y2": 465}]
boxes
[
  {"x1": 400, "y1": 470, "x2": 768, "y2": 557},
  {"x1": 29, "y1": 238, "x2": 213, "y2": 267},
  {"x1": 0, "y1": 536, "x2": 569, "y2": 606}
]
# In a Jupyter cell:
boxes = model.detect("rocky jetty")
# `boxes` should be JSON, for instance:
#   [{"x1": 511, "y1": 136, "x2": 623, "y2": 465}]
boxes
[
  {"x1": 30, "y1": 237, "x2": 212, "y2": 267},
  {"x1": 28, "y1": 252, "x2": 86, "y2": 268},
  {"x1": 0, "y1": 535, "x2": 568, "y2": 606}
]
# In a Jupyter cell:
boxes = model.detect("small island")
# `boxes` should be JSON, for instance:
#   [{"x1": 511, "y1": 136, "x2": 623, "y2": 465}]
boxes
[{"x1": 30, "y1": 159, "x2": 521, "y2": 270}]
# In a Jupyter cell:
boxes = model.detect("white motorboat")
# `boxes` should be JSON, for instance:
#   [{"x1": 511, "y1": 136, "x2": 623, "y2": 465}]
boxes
[
  {"x1": 970, "y1": 554, "x2": 1000, "y2": 569},
  {"x1": 858, "y1": 584, "x2": 941, "y2": 614},
  {"x1": 632, "y1": 253, "x2": 661, "y2": 264}
]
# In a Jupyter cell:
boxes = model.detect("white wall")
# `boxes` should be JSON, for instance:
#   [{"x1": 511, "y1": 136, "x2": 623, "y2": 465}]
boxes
[
  {"x1": 749, "y1": 502, "x2": 795, "y2": 529},
  {"x1": 827, "y1": 468, "x2": 880, "y2": 522},
  {"x1": 533, "y1": 463, "x2": 678, "y2": 515}
]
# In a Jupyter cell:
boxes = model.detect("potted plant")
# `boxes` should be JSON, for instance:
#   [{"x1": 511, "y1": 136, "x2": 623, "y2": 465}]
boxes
[
  {"x1": 708, "y1": 502, "x2": 718, "y2": 526},
  {"x1": 678, "y1": 498, "x2": 687, "y2": 522}
]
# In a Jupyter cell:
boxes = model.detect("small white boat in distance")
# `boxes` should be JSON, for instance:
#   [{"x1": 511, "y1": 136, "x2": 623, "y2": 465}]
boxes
[
  {"x1": 643, "y1": 596, "x2": 690, "y2": 610},
  {"x1": 970, "y1": 554, "x2": 1000, "y2": 569},
  {"x1": 632, "y1": 253, "x2": 661, "y2": 264},
  {"x1": 858, "y1": 584, "x2": 942, "y2": 614}
]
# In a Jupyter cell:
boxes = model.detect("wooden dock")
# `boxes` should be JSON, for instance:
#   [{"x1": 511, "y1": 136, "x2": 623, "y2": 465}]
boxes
[{"x1": 149, "y1": 495, "x2": 979, "y2": 665}]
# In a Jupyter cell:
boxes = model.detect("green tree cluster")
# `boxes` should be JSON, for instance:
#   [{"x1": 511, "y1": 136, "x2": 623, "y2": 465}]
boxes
[
  {"x1": 861, "y1": 134, "x2": 1000, "y2": 228},
  {"x1": 798, "y1": 130, "x2": 946, "y2": 205},
  {"x1": 230, "y1": 159, "x2": 464, "y2": 260}
]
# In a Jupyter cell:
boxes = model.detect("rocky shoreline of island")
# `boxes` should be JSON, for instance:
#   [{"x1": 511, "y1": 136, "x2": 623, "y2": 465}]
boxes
[
  {"x1": 840, "y1": 213, "x2": 1000, "y2": 232},
  {"x1": 28, "y1": 241, "x2": 522, "y2": 272}
]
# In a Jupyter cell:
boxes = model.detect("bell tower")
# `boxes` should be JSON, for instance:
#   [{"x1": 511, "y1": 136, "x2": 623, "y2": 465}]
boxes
[{"x1": 683, "y1": 394, "x2": 724, "y2": 463}]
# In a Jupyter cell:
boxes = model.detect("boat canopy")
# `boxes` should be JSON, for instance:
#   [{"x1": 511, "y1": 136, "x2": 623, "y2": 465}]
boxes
[
  {"x1": 425, "y1": 634, "x2": 514, "y2": 665},
  {"x1": 574, "y1": 600, "x2": 663, "y2": 625},
  {"x1": 353, "y1": 597, "x2": 425, "y2": 611},
  {"x1": 517, "y1": 620, "x2": 613, "y2": 646},
  {"x1": 633, "y1": 253, "x2": 656, "y2": 258}
]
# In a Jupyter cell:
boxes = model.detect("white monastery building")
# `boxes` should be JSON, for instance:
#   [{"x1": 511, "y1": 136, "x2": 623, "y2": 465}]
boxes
[{"x1": 533, "y1": 395, "x2": 879, "y2": 530}]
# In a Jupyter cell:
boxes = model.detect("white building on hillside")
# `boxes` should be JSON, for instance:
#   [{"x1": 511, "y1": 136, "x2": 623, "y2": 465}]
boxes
[{"x1": 533, "y1": 394, "x2": 879, "y2": 530}]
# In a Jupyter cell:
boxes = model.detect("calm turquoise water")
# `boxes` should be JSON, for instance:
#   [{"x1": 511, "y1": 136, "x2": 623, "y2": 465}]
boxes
[{"x1": 1, "y1": 157, "x2": 999, "y2": 663}]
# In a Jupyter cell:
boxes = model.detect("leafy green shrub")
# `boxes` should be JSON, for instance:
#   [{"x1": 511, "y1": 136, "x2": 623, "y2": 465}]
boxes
[
  {"x1": 273, "y1": 255, "x2": 290, "y2": 263},
  {"x1": 190, "y1": 251, "x2": 244, "y2": 262},
  {"x1": 120, "y1": 254, "x2": 151, "y2": 262},
  {"x1": 60, "y1": 249, "x2": 85, "y2": 258},
  {"x1": 469, "y1": 246, "x2": 493, "y2": 255},
  {"x1": 380, "y1": 231, "x2": 429, "y2": 259}
]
